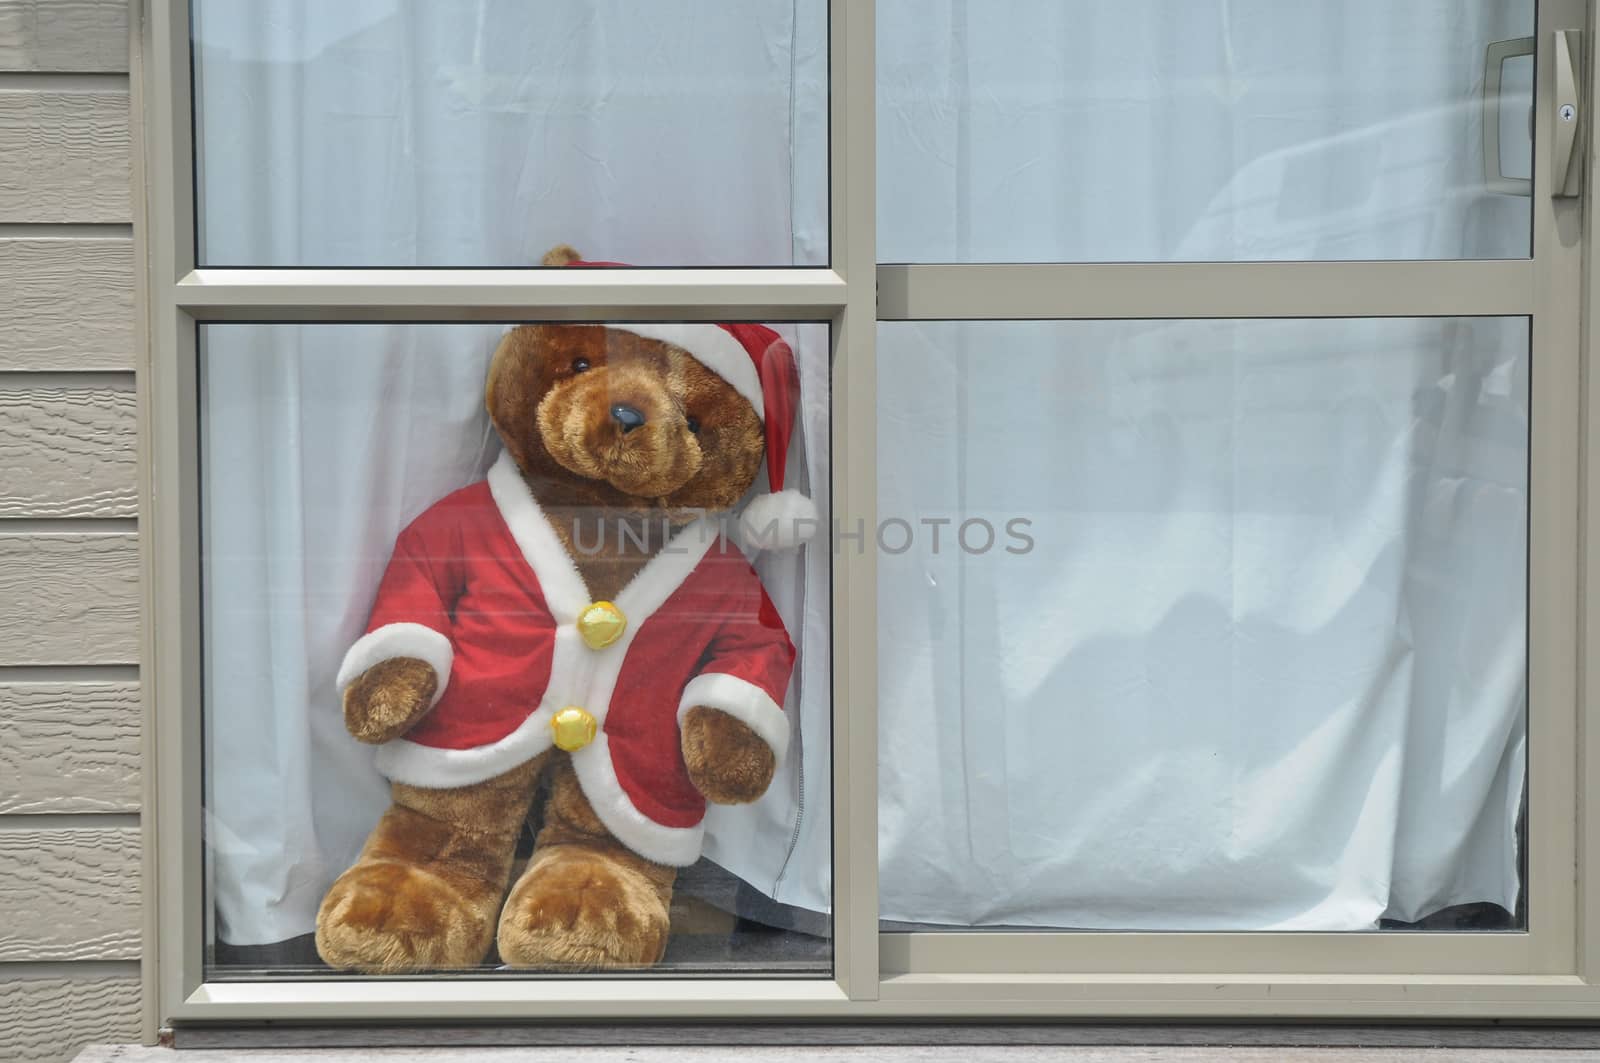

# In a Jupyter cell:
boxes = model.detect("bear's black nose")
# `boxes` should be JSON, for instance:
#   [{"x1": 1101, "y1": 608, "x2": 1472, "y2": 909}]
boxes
[{"x1": 610, "y1": 403, "x2": 646, "y2": 433}]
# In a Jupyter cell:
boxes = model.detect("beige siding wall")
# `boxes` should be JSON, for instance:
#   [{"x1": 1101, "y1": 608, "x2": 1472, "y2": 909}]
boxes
[{"x1": 0, "y1": 1, "x2": 142, "y2": 1059}]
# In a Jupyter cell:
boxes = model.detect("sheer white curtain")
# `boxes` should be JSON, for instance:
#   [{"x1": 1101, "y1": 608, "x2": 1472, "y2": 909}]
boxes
[
  {"x1": 878, "y1": 0, "x2": 1533, "y2": 262},
  {"x1": 199, "y1": 0, "x2": 1532, "y2": 945},
  {"x1": 878, "y1": 317, "x2": 1527, "y2": 929}
]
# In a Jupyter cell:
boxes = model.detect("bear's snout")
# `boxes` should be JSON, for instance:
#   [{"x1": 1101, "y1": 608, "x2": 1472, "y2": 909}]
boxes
[{"x1": 537, "y1": 368, "x2": 704, "y2": 499}]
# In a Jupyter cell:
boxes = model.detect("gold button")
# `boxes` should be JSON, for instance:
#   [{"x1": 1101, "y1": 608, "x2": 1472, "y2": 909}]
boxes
[
  {"x1": 577, "y1": 600, "x2": 627, "y2": 650},
  {"x1": 551, "y1": 706, "x2": 598, "y2": 752}
]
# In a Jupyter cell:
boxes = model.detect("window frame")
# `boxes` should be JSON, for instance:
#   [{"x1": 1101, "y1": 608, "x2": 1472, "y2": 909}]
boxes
[{"x1": 139, "y1": 0, "x2": 1600, "y2": 1026}]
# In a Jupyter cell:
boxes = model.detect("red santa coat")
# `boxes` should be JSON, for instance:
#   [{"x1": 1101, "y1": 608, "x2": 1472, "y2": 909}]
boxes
[{"x1": 336, "y1": 451, "x2": 795, "y2": 867}]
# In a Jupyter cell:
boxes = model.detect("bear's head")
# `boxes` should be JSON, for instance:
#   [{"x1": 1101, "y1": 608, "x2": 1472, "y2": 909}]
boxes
[
  {"x1": 483, "y1": 250, "x2": 772, "y2": 521},
  {"x1": 486, "y1": 322, "x2": 765, "y2": 517}
]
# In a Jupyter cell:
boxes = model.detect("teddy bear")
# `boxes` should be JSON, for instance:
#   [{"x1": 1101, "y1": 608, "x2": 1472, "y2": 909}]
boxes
[{"x1": 314, "y1": 245, "x2": 814, "y2": 972}]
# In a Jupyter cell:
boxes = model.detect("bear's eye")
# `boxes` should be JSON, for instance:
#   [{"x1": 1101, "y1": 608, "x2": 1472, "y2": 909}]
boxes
[
  {"x1": 571, "y1": 357, "x2": 591, "y2": 373},
  {"x1": 685, "y1": 415, "x2": 701, "y2": 435}
]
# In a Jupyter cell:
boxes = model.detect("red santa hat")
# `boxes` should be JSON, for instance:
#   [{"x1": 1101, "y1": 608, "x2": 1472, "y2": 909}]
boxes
[{"x1": 545, "y1": 246, "x2": 816, "y2": 549}]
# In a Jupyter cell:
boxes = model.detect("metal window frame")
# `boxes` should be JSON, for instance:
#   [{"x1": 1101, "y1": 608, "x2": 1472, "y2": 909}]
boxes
[{"x1": 137, "y1": 0, "x2": 1600, "y2": 1028}]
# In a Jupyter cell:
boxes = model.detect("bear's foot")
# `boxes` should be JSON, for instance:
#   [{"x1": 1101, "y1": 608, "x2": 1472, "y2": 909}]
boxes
[
  {"x1": 315, "y1": 762, "x2": 546, "y2": 974},
  {"x1": 315, "y1": 857, "x2": 502, "y2": 973},
  {"x1": 496, "y1": 844, "x2": 673, "y2": 969}
]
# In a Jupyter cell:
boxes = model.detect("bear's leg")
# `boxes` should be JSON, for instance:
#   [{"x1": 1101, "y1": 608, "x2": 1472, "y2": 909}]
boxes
[
  {"x1": 316, "y1": 754, "x2": 546, "y2": 973},
  {"x1": 496, "y1": 753, "x2": 677, "y2": 969}
]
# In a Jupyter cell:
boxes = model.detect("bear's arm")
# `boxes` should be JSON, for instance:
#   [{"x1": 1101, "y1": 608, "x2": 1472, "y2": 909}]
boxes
[
  {"x1": 676, "y1": 564, "x2": 796, "y2": 804},
  {"x1": 336, "y1": 504, "x2": 468, "y2": 743}
]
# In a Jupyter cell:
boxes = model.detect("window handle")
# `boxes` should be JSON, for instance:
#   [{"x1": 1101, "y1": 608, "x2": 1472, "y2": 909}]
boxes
[
  {"x1": 1553, "y1": 29, "x2": 1585, "y2": 199},
  {"x1": 1483, "y1": 37, "x2": 1534, "y2": 197}
]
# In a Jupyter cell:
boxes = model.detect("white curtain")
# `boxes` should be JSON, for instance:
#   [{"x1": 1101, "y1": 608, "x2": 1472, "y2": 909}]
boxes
[
  {"x1": 878, "y1": 318, "x2": 1527, "y2": 929},
  {"x1": 198, "y1": 0, "x2": 1533, "y2": 945},
  {"x1": 878, "y1": 0, "x2": 1533, "y2": 262}
]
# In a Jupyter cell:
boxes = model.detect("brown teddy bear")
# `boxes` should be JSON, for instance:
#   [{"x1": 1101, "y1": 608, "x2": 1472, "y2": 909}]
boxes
[{"x1": 315, "y1": 246, "x2": 814, "y2": 972}]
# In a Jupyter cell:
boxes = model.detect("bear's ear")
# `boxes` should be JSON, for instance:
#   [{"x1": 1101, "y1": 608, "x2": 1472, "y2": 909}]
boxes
[
  {"x1": 542, "y1": 244, "x2": 582, "y2": 267},
  {"x1": 483, "y1": 327, "x2": 517, "y2": 427},
  {"x1": 484, "y1": 325, "x2": 542, "y2": 432}
]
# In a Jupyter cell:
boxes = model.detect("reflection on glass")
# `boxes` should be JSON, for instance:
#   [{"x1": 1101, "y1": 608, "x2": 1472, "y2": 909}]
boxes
[
  {"x1": 878, "y1": 0, "x2": 1536, "y2": 262},
  {"x1": 877, "y1": 318, "x2": 1528, "y2": 931},
  {"x1": 201, "y1": 320, "x2": 830, "y2": 976},
  {"x1": 192, "y1": 1, "x2": 828, "y2": 267}
]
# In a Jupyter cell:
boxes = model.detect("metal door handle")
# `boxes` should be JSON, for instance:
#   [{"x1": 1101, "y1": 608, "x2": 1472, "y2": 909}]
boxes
[{"x1": 1553, "y1": 29, "x2": 1585, "y2": 199}]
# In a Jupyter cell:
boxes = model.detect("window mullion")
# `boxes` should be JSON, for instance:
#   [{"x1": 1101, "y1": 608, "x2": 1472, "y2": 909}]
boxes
[
  {"x1": 876, "y1": 260, "x2": 1538, "y2": 321},
  {"x1": 171, "y1": 268, "x2": 847, "y2": 322},
  {"x1": 829, "y1": 0, "x2": 881, "y2": 1003}
]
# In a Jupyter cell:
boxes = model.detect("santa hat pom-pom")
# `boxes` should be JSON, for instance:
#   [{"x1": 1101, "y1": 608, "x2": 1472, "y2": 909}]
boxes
[{"x1": 739, "y1": 489, "x2": 818, "y2": 551}]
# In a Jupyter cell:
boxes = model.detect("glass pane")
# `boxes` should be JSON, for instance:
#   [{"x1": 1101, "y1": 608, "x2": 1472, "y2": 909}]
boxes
[
  {"x1": 879, "y1": 1, "x2": 1536, "y2": 262},
  {"x1": 200, "y1": 321, "x2": 831, "y2": 976},
  {"x1": 877, "y1": 318, "x2": 1527, "y2": 931},
  {"x1": 192, "y1": 1, "x2": 829, "y2": 267}
]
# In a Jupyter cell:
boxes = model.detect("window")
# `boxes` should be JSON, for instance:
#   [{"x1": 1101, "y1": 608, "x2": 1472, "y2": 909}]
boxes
[
  {"x1": 877, "y1": 317, "x2": 1529, "y2": 935},
  {"x1": 145, "y1": 0, "x2": 1600, "y2": 1023},
  {"x1": 199, "y1": 321, "x2": 832, "y2": 978}
]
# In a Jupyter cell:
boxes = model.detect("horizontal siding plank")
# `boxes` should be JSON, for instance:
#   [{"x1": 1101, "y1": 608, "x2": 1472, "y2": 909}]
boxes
[
  {"x1": 0, "y1": 973, "x2": 141, "y2": 1062},
  {"x1": 0, "y1": 0, "x2": 129, "y2": 73},
  {"x1": 0, "y1": 90, "x2": 129, "y2": 222},
  {"x1": 0, "y1": 238, "x2": 135, "y2": 371},
  {"x1": 0, "y1": 384, "x2": 136, "y2": 517},
  {"x1": 0, "y1": 534, "x2": 138, "y2": 664},
  {"x1": 0, "y1": 681, "x2": 139, "y2": 813},
  {"x1": 0, "y1": 826, "x2": 140, "y2": 960}
]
